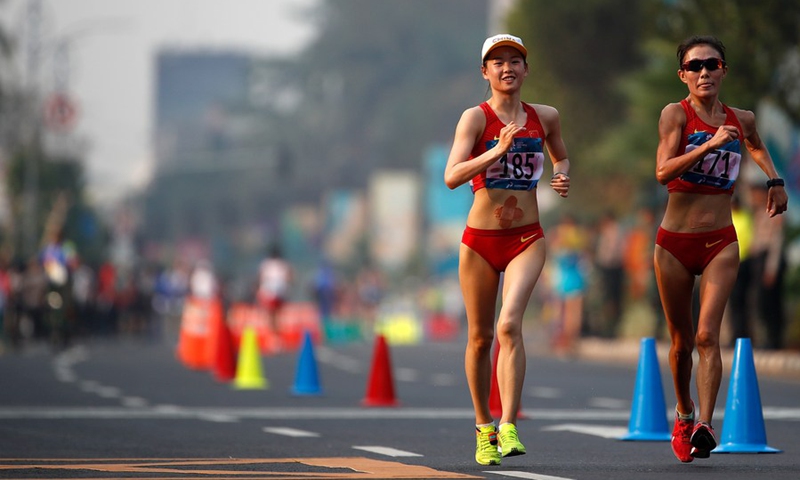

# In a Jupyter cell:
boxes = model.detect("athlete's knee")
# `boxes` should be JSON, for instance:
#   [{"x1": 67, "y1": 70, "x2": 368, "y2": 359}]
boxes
[
  {"x1": 467, "y1": 329, "x2": 494, "y2": 353},
  {"x1": 670, "y1": 336, "x2": 694, "y2": 361},
  {"x1": 695, "y1": 330, "x2": 719, "y2": 352},
  {"x1": 495, "y1": 319, "x2": 522, "y2": 342}
]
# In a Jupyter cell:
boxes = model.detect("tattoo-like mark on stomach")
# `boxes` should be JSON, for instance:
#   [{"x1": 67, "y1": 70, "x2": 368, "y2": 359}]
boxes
[{"x1": 494, "y1": 196, "x2": 523, "y2": 229}]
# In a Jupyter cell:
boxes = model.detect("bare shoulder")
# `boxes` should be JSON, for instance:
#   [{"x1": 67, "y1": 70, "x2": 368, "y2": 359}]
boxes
[
  {"x1": 660, "y1": 102, "x2": 685, "y2": 120},
  {"x1": 658, "y1": 102, "x2": 687, "y2": 130},
  {"x1": 728, "y1": 105, "x2": 756, "y2": 134},
  {"x1": 528, "y1": 103, "x2": 559, "y2": 121},
  {"x1": 458, "y1": 105, "x2": 487, "y2": 129}
]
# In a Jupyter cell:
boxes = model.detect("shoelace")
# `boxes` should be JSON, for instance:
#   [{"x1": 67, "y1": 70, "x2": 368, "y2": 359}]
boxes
[
  {"x1": 501, "y1": 428, "x2": 519, "y2": 444},
  {"x1": 676, "y1": 420, "x2": 692, "y2": 442},
  {"x1": 477, "y1": 430, "x2": 497, "y2": 450}
]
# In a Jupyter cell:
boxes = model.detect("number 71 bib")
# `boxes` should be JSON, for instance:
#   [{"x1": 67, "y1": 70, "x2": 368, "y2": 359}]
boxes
[{"x1": 680, "y1": 131, "x2": 741, "y2": 190}]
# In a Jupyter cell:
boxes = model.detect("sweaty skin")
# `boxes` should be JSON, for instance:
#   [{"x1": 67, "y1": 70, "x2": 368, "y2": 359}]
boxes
[{"x1": 494, "y1": 196, "x2": 524, "y2": 228}]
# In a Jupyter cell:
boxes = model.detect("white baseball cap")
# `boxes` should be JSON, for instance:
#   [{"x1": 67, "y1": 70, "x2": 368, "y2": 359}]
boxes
[{"x1": 481, "y1": 34, "x2": 527, "y2": 62}]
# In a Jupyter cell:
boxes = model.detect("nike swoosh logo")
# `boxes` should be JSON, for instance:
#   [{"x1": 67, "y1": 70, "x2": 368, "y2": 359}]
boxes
[
  {"x1": 521, "y1": 233, "x2": 539, "y2": 243},
  {"x1": 705, "y1": 239, "x2": 723, "y2": 248}
]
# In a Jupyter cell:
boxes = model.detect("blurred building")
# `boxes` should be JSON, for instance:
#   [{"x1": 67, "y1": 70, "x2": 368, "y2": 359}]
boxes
[{"x1": 143, "y1": 49, "x2": 292, "y2": 274}]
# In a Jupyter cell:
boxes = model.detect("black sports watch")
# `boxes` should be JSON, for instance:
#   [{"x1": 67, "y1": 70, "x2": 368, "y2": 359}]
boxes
[{"x1": 766, "y1": 178, "x2": 785, "y2": 188}]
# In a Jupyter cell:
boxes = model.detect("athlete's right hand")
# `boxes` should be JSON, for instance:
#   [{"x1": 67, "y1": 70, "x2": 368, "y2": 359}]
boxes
[
  {"x1": 708, "y1": 125, "x2": 739, "y2": 150},
  {"x1": 495, "y1": 122, "x2": 526, "y2": 155}
]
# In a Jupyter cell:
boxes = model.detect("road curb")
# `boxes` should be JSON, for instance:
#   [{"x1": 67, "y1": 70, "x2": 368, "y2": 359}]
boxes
[{"x1": 577, "y1": 337, "x2": 800, "y2": 380}]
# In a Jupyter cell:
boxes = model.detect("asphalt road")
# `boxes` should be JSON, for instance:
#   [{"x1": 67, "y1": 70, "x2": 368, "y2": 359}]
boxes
[{"x1": 1, "y1": 327, "x2": 799, "y2": 480}]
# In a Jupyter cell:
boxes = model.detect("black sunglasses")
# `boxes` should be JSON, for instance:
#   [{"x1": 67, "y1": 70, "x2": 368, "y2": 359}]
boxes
[{"x1": 681, "y1": 58, "x2": 726, "y2": 72}]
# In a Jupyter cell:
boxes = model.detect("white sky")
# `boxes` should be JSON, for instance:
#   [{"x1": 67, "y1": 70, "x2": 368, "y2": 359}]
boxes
[{"x1": 1, "y1": 0, "x2": 318, "y2": 205}]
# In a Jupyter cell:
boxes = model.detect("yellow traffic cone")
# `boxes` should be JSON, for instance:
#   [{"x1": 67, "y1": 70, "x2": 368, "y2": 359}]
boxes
[{"x1": 234, "y1": 326, "x2": 268, "y2": 390}]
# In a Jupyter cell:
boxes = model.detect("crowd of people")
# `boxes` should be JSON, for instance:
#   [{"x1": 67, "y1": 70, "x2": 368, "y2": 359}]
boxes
[
  {"x1": 0, "y1": 247, "x2": 191, "y2": 352},
  {"x1": 536, "y1": 182, "x2": 790, "y2": 355}
]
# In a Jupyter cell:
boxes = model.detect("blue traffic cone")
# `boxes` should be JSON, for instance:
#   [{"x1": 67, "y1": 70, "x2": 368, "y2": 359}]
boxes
[
  {"x1": 620, "y1": 337, "x2": 671, "y2": 441},
  {"x1": 291, "y1": 330, "x2": 322, "y2": 396},
  {"x1": 713, "y1": 338, "x2": 781, "y2": 453}
]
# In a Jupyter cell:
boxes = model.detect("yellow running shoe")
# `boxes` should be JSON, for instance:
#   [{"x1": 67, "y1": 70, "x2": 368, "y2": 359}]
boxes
[
  {"x1": 475, "y1": 425, "x2": 501, "y2": 466},
  {"x1": 498, "y1": 423, "x2": 526, "y2": 457}
]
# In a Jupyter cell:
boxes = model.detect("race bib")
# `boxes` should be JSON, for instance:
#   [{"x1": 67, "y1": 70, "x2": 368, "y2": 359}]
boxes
[
  {"x1": 680, "y1": 131, "x2": 741, "y2": 189},
  {"x1": 484, "y1": 137, "x2": 544, "y2": 190}
]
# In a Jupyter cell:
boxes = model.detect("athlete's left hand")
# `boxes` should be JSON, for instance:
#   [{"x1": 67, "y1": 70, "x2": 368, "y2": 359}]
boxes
[
  {"x1": 551, "y1": 172, "x2": 570, "y2": 198},
  {"x1": 767, "y1": 186, "x2": 788, "y2": 217}
]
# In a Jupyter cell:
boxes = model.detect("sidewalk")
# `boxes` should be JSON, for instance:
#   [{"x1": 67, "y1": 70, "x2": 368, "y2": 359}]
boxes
[{"x1": 577, "y1": 336, "x2": 800, "y2": 380}]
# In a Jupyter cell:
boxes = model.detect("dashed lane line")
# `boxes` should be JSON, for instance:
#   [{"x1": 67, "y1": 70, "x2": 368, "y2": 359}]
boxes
[
  {"x1": 485, "y1": 471, "x2": 575, "y2": 480},
  {"x1": 2, "y1": 406, "x2": 799, "y2": 421},
  {"x1": 0, "y1": 407, "x2": 627, "y2": 420},
  {"x1": 542, "y1": 423, "x2": 630, "y2": 439},
  {"x1": 352, "y1": 446, "x2": 423, "y2": 457},
  {"x1": 264, "y1": 427, "x2": 321, "y2": 437}
]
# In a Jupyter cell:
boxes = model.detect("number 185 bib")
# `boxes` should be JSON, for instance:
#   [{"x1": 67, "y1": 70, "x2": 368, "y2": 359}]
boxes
[{"x1": 484, "y1": 137, "x2": 544, "y2": 191}]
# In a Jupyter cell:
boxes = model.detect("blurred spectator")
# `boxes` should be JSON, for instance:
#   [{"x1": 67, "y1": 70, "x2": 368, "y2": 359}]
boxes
[
  {"x1": 356, "y1": 264, "x2": 385, "y2": 327},
  {"x1": 20, "y1": 256, "x2": 48, "y2": 341},
  {"x1": 728, "y1": 194, "x2": 755, "y2": 345},
  {"x1": 153, "y1": 260, "x2": 190, "y2": 332},
  {"x1": 749, "y1": 184, "x2": 787, "y2": 350},
  {"x1": 190, "y1": 260, "x2": 219, "y2": 300},
  {"x1": 549, "y1": 215, "x2": 589, "y2": 355},
  {"x1": 5, "y1": 260, "x2": 26, "y2": 349},
  {"x1": 257, "y1": 244, "x2": 293, "y2": 335},
  {"x1": 0, "y1": 254, "x2": 11, "y2": 349},
  {"x1": 623, "y1": 207, "x2": 663, "y2": 338},
  {"x1": 592, "y1": 211, "x2": 626, "y2": 337},
  {"x1": 95, "y1": 260, "x2": 118, "y2": 335},
  {"x1": 71, "y1": 257, "x2": 96, "y2": 338},
  {"x1": 135, "y1": 264, "x2": 160, "y2": 339},
  {"x1": 40, "y1": 231, "x2": 77, "y2": 349},
  {"x1": 312, "y1": 260, "x2": 337, "y2": 323}
]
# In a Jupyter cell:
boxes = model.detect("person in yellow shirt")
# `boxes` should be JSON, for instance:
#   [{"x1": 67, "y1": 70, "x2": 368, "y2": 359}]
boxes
[{"x1": 728, "y1": 194, "x2": 753, "y2": 345}]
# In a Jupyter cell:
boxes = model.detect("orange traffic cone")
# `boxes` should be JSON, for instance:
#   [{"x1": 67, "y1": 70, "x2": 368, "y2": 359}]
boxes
[
  {"x1": 362, "y1": 334, "x2": 399, "y2": 407},
  {"x1": 489, "y1": 338, "x2": 524, "y2": 419},
  {"x1": 176, "y1": 296, "x2": 213, "y2": 369},
  {"x1": 207, "y1": 300, "x2": 236, "y2": 382}
]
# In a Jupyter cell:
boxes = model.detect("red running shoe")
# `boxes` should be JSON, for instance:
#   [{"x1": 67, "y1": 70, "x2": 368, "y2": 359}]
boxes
[
  {"x1": 690, "y1": 421, "x2": 717, "y2": 459},
  {"x1": 671, "y1": 409, "x2": 694, "y2": 463}
]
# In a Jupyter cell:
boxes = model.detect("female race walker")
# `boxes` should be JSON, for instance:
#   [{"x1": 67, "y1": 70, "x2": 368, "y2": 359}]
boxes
[
  {"x1": 444, "y1": 34, "x2": 570, "y2": 466},
  {"x1": 655, "y1": 35, "x2": 788, "y2": 463}
]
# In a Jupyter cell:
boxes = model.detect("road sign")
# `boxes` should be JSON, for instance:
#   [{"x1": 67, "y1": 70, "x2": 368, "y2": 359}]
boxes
[{"x1": 43, "y1": 92, "x2": 78, "y2": 132}]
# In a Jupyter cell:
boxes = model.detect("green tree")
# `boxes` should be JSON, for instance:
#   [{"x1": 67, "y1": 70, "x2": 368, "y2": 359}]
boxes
[{"x1": 503, "y1": 0, "x2": 653, "y2": 216}]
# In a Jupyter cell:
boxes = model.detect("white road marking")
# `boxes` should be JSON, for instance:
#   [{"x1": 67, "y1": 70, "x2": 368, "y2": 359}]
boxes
[
  {"x1": 352, "y1": 446, "x2": 422, "y2": 457},
  {"x1": 529, "y1": 386, "x2": 561, "y2": 399},
  {"x1": 395, "y1": 367, "x2": 418, "y2": 382},
  {"x1": 485, "y1": 471, "x2": 574, "y2": 480},
  {"x1": 96, "y1": 386, "x2": 122, "y2": 398},
  {"x1": 263, "y1": 427, "x2": 320, "y2": 437},
  {"x1": 315, "y1": 346, "x2": 363, "y2": 373},
  {"x1": 198, "y1": 413, "x2": 239, "y2": 423},
  {"x1": 54, "y1": 369, "x2": 77, "y2": 383},
  {"x1": 79, "y1": 380, "x2": 100, "y2": 393},
  {"x1": 0, "y1": 407, "x2": 798, "y2": 421},
  {"x1": 430, "y1": 373, "x2": 457, "y2": 386},
  {"x1": 121, "y1": 397, "x2": 148, "y2": 408},
  {"x1": 587, "y1": 397, "x2": 628, "y2": 409},
  {"x1": 542, "y1": 423, "x2": 630, "y2": 439}
]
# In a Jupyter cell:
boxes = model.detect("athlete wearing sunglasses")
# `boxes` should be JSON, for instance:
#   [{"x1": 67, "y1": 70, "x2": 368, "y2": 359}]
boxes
[
  {"x1": 655, "y1": 35, "x2": 788, "y2": 464},
  {"x1": 681, "y1": 58, "x2": 726, "y2": 72}
]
